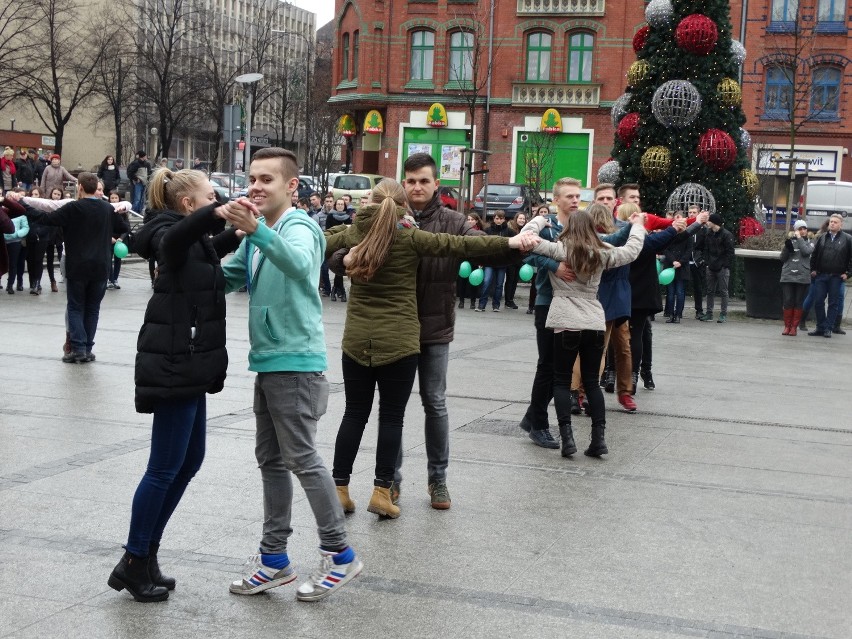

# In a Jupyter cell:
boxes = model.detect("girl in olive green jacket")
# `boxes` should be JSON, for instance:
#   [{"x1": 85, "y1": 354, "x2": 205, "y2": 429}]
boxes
[{"x1": 325, "y1": 179, "x2": 538, "y2": 519}]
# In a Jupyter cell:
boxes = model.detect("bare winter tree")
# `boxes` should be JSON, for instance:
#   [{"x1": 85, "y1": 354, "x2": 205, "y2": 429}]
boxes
[
  {"x1": 12, "y1": 0, "x2": 107, "y2": 155},
  {"x1": 92, "y1": 27, "x2": 136, "y2": 165},
  {"x1": 0, "y1": 1, "x2": 38, "y2": 110},
  {"x1": 124, "y1": 0, "x2": 206, "y2": 160},
  {"x1": 754, "y1": 7, "x2": 844, "y2": 228}
]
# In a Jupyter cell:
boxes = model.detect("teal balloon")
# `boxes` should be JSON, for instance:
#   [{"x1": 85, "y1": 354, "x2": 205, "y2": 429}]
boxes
[
  {"x1": 658, "y1": 267, "x2": 675, "y2": 285},
  {"x1": 458, "y1": 261, "x2": 472, "y2": 278},
  {"x1": 519, "y1": 263, "x2": 534, "y2": 282},
  {"x1": 113, "y1": 241, "x2": 129, "y2": 259},
  {"x1": 468, "y1": 268, "x2": 484, "y2": 287},
  {"x1": 656, "y1": 259, "x2": 663, "y2": 275}
]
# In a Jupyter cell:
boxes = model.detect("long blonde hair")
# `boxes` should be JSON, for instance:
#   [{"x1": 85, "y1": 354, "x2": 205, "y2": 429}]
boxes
[
  {"x1": 148, "y1": 168, "x2": 208, "y2": 212},
  {"x1": 589, "y1": 203, "x2": 615, "y2": 233},
  {"x1": 556, "y1": 208, "x2": 607, "y2": 281},
  {"x1": 346, "y1": 179, "x2": 407, "y2": 282}
]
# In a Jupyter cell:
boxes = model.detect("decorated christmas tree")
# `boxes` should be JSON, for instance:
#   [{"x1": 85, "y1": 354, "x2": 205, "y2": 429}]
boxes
[{"x1": 600, "y1": 0, "x2": 759, "y2": 227}]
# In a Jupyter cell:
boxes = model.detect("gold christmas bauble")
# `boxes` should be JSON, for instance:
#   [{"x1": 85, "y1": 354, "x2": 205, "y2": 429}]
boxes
[
  {"x1": 718, "y1": 78, "x2": 742, "y2": 107},
  {"x1": 740, "y1": 169, "x2": 759, "y2": 198},
  {"x1": 628, "y1": 60, "x2": 651, "y2": 86},
  {"x1": 640, "y1": 146, "x2": 672, "y2": 180}
]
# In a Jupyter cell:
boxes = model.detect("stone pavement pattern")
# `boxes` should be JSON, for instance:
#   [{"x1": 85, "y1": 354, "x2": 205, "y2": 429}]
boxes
[{"x1": 1, "y1": 263, "x2": 850, "y2": 639}]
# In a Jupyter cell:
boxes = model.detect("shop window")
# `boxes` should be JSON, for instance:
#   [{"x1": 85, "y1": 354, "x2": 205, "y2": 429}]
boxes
[
  {"x1": 768, "y1": 0, "x2": 798, "y2": 32},
  {"x1": 763, "y1": 66, "x2": 793, "y2": 120},
  {"x1": 410, "y1": 30, "x2": 435, "y2": 81},
  {"x1": 816, "y1": 0, "x2": 846, "y2": 32},
  {"x1": 526, "y1": 32, "x2": 552, "y2": 83},
  {"x1": 353, "y1": 31, "x2": 359, "y2": 81},
  {"x1": 448, "y1": 31, "x2": 474, "y2": 84},
  {"x1": 341, "y1": 32, "x2": 350, "y2": 80},
  {"x1": 567, "y1": 32, "x2": 593, "y2": 83},
  {"x1": 810, "y1": 67, "x2": 841, "y2": 120}
]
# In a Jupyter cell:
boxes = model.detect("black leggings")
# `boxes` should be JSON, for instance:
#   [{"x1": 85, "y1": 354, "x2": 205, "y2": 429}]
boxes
[
  {"x1": 25, "y1": 239, "x2": 46, "y2": 289},
  {"x1": 782, "y1": 282, "x2": 808, "y2": 309},
  {"x1": 630, "y1": 311, "x2": 653, "y2": 374},
  {"x1": 553, "y1": 330, "x2": 606, "y2": 428},
  {"x1": 46, "y1": 241, "x2": 63, "y2": 283},
  {"x1": 333, "y1": 353, "x2": 419, "y2": 486}
]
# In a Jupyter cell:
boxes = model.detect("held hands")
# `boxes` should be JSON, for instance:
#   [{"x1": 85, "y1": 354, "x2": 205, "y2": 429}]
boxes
[
  {"x1": 697, "y1": 211, "x2": 710, "y2": 225},
  {"x1": 556, "y1": 262, "x2": 576, "y2": 282},
  {"x1": 509, "y1": 233, "x2": 542, "y2": 252},
  {"x1": 216, "y1": 197, "x2": 259, "y2": 235},
  {"x1": 673, "y1": 261, "x2": 681, "y2": 269},
  {"x1": 672, "y1": 217, "x2": 688, "y2": 232},
  {"x1": 4, "y1": 191, "x2": 23, "y2": 202},
  {"x1": 342, "y1": 245, "x2": 359, "y2": 268},
  {"x1": 628, "y1": 212, "x2": 646, "y2": 228}
]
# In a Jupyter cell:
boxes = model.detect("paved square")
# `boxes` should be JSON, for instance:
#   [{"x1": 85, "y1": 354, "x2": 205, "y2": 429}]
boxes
[{"x1": 1, "y1": 264, "x2": 849, "y2": 638}]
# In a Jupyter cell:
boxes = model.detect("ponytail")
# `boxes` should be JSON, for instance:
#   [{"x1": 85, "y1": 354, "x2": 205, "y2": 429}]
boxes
[
  {"x1": 147, "y1": 167, "x2": 207, "y2": 213},
  {"x1": 147, "y1": 168, "x2": 173, "y2": 211},
  {"x1": 346, "y1": 197, "x2": 401, "y2": 282}
]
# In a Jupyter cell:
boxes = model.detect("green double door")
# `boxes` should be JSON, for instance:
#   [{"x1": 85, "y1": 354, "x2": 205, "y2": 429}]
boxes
[{"x1": 515, "y1": 131, "x2": 590, "y2": 191}]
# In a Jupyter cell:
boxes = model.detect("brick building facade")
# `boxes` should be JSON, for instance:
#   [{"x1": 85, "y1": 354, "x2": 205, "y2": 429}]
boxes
[
  {"x1": 329, "y1": 0, "x2": 664, "y2": 196},
  {"x1": 741, "y1": 0, "x2": 851, "y2": 214}
]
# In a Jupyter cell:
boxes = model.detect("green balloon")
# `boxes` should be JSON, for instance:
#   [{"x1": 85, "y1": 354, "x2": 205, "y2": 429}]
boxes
[
  {"x1": 519, "y1": 263, "x2": 534, "y2": 282},
  {"x1": 468, "y1": 268, "x2": 484, "y2": 287},
  {"x1": 658, "y1": 267, "x2": 675, "y2": 285},
  {"x1": 113, "y1": 241, "x2": 129, "y2": 259},
  {"x1": 458, "y1": 261, "x2": 472, "y2": 278},
  {"x1": 656, "y1": 259, "x2": 663, "y2": 275}
]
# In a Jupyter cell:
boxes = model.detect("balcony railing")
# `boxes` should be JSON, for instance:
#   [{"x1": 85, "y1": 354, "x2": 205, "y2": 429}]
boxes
[
  {"x1": 512, "y1": 83, "x2": 600, "y2": 108},
  {"x1": 517, "y1": 0, "x2": 605, "y2": 16}
]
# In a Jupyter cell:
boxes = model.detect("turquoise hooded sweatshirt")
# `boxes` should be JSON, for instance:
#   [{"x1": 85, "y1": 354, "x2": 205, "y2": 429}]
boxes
[{"x1": 222, "y1": 209, "x2": 327, "y2": 373}]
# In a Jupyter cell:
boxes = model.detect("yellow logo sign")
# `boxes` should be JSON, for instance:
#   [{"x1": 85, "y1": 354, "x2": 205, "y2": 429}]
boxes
[
  {"x1": 427, "y1": 103, "x2": 448, "y2": 128},
  {"x1": 338, "y1": 114, "x2": 356, "y2": 137},
  {"x1": 364, "y1": 110, "x2": 384, "y2": 134},
  {"x1": 540, "y1": 109, "x2": 562, "y2": 134}
]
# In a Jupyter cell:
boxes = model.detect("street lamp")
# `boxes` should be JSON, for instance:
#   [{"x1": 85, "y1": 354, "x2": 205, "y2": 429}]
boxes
[
  {"x1": 272, "y1": 30, "x2": 315, "y2": 172},
  {"x1": 236, "y1": 72, "x2": 264, "y2": 172}
]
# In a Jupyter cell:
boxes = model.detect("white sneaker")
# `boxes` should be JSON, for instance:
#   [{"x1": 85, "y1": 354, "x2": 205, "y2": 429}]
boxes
[
  {"x1": 296, "y1": 548, "x2": 362, "y2": 602},
  {"x1": 229, "y1": 553, "x2": 297, "y2": 595}
]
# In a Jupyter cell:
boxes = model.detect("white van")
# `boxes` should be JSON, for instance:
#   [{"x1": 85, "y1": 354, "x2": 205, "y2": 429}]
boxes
[{"x1": 805, "y1": 181, "x2": 852, "y2": 233}]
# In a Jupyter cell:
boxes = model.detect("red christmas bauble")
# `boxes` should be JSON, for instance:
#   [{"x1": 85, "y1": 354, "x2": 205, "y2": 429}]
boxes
[
  {"x1": 698, "y1": 129, "x2": 736, "y2": 171},
  {"x1": 633, "y1": 26, "x2": 650, "y2": 53},
  {"x1": 617, "y1": 113, "x2": 640, "y2": 146},
  {"x1": 675, "y1": 14, "x2": 718, "y2": 56}
]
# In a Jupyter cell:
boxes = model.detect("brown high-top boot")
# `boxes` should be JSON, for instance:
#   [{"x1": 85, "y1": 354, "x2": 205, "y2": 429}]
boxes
[
  {"x1": 336, "y1": 485, "x2": 356, "y2": 514},
  {"x1": 782, "y1": 308, "x2": 792, "y2": 335},
  {"x1": 367, "y1": 485, "x2": 400, "y2": 518}
]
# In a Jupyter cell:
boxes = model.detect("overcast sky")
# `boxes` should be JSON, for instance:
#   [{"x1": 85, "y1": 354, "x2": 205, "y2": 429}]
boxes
[{"x1": 291, "y1": 0, "x2": 335, "y2": 29}]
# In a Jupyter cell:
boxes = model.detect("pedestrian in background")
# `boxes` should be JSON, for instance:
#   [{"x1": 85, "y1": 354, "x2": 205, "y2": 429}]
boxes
[
  {"x1": 98, "y1": 155, "x2": 120, "y2": 194},
  {"x1": 40, "y1": 154, "x2": 76, "y2": 195},
  {"x1": 779, "y1": 220, "x2": 814, "y2": 336},
  {"x1": 127, "y1": 151, "x2": 153, "y2": 213}
]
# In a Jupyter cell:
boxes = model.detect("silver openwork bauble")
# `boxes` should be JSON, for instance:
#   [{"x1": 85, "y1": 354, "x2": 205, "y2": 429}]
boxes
[
  {"x1": 651, "y1": 80, "x2": 702, "y2": 128},
  {"x1": 731, "y1": 39, "x2": 746, "y2": 66},
  {"x1": 739, "y1": 127, "x2": 751, "y2": 150},
  {"x1": 666, "y1": 182, "x2": 717, "y2": 215},
  {"x1": 611, "y1": 93, "x2": 633, "y2": 128},
  {"x1": 645, "y1": 0, "x2": 674, "y2": 29},
  {"x1": 597, "y1": 160, "x2": 622, "y2": 184}
]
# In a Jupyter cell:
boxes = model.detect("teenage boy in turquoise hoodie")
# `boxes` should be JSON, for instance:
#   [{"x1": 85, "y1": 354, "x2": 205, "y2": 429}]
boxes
[{"x1": 219, "y1": 147, "x2": 361, "y2": 602}]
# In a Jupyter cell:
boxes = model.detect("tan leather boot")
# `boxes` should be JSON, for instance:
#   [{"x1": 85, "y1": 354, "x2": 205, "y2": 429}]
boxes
[
  {"x1": 336, "y1": 485, "x2": 356, "y2": 514},
  {"x1": 366, "y1": 486, "x2": 400, "y2": 518}
]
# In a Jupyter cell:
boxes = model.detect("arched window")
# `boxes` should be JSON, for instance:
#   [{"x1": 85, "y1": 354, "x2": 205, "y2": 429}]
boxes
[
  {"x1": 567, "y1": 32, "x2": 593, "y2": 83},
  {"x1": 526, "y1": 32, "x2": 552, "y2": 82},
  {"x1": 341, "y1": 33, "x2": 350, "y2": 80},
  {"x1": 449, "y1": 31, "x2": 474, "y2": 83},
  {"x1": 810, "y1": 67, "x2": 841, "y2": 119},
  {"x1": 352, "y1": 31, "x2": 359, "y2": 80},
  {"x1": 410, "y1": 30, "x2": 435, "y2": 81},
  {"x1": 764, "y1": 66, "x2": 793, "y2": 119}
]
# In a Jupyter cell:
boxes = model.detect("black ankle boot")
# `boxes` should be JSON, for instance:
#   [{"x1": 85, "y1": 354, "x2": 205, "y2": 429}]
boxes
[
  {"x1": 559, "y1": 423, "x2": 577, "y2": 457},
  {"x1": 108, "y1": 551, "x2": 169, "y2": 602},
  {"x1": 584, "y1": 423, "x2": 608, "y2": 457},
  {"x1": 339, "y1": 289, "x2": 347, "y2": 302},
  {"x1": 330, "y1": 290, "x2": 337, "y2": 301},
  {"x1": 604, "y1": 370, "x2": 615, "y2": 394},
  {"x1": 458, "y1": 298, "x2": 465, "y2": 309},
  {"x1": 149, "y1": 542, "x2": 176, "y2": 590}
]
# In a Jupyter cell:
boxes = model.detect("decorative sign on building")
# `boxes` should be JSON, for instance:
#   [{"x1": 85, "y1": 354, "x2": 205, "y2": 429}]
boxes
[
  {"x1": 338, "y1": 114, "x2": 357, "y2": 138},
  {"x1": 427, "y1": 103, "x2": 448, "y2": 128},
  {"x1": 540, "y1": 108, "x2": 562, "y2": 134},
  {"x1": 756, "y1": 148, "x2": 839, "y2": 175},
  {"x1": 364, "y1": 110, "x2": 384, "y2": 134}
]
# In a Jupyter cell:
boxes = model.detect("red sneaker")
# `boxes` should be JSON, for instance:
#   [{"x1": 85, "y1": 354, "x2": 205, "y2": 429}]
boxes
[{"x1": 618, "y1": 394, "x2": 637, "y2": 413}]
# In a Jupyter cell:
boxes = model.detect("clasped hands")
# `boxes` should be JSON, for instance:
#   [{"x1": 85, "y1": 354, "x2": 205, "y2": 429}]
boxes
[{"x1": 215, "y1": 197, "x2": 260, "y2": 236}]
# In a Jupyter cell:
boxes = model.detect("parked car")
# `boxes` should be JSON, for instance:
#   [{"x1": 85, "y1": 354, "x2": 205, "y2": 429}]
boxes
[
  {"x1": 209, "y1": 172, "x2": 246, "y2": 198},
  {"x1": 803, "y1": 181, "x2": 852, "y2": 233},
  {"x1": 332, "y1": 173, "x2": 385, "y2": 205},
  {"x1": 472, "y1": 183, "x2": 543, "y2": 219},
  {"x1": 438, "y1": 186, "x2": 462, "y2": 210}
]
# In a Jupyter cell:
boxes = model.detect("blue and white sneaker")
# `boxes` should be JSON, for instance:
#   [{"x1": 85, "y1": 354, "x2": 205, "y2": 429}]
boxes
[
  {"x1": 229, "y1": 553, "x2": 297, "y2": 595},
  {"x1": 296, "y1": 548, "x2": 362, "y2": 602}
]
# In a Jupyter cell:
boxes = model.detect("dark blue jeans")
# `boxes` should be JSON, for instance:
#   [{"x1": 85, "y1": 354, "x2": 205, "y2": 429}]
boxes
[
  {"x1": 812, "y1": 273, "x2": 845, "y2": 332},
  {"x1": 65, "y1": 278, "x2": 107, "y2": 353},
  {"x1": 665, "y1": 278, "x2": 686, "y2": 317},
  {"x1": 126, "y1": 396, "x2": 206, "y2": 556},
  {"x1": 319, "y1": 260, "x2": 331, "y2": 294},
  {"x1": 479, "y1": 267, "x2": 507, "y2": 310},
  {"x1": 132, "y1": 182, "x2": 146, "y2": 213}
]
